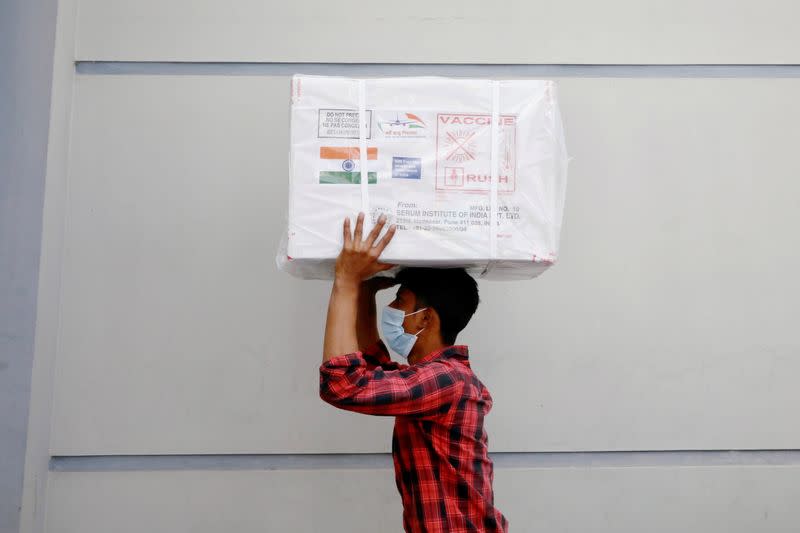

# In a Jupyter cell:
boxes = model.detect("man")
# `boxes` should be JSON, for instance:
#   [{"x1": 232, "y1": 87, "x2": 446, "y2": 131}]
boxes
[{"x1": 319, "y1": 211, "x2": 509, "y2": 532}]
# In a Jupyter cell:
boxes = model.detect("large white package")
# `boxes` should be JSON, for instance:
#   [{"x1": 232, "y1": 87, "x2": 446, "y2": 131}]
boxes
[{"x1": 277, "y1": 74, "x2": 569, "y2": 280}]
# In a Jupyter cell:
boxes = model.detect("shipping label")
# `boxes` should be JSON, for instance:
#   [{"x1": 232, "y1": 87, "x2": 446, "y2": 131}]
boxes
[{"x1": 392, "y1": 156, "x2": 422, "y2": 179}]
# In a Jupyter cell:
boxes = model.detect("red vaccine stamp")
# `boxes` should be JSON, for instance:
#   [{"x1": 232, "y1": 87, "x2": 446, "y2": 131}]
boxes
[{"x1": 435, "y1": 113, "x2": 516, "y2": 193}]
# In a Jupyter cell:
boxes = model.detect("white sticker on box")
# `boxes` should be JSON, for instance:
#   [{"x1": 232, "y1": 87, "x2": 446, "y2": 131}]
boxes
[{"x1": 317, "y1": 109, "x2": 372, "y2": 139}]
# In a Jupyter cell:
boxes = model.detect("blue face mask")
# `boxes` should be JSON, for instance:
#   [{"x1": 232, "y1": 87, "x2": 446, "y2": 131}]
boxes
[{"x1": 380, "y1": 306, "x2": 428, "y2": 359}]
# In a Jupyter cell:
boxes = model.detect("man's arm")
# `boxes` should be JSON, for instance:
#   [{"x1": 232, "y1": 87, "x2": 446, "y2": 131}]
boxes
[
  {"x1": 356, "y1": 277, "x2": 398, "y2": 351},
  {"x1": 322, "y1": 212, "x2": 396, "y2": 363},
  {"x1": 322, "y1": 277, "x2": 360, "y2": 363},
  {"x1": 356, "y1": 277, "x2": 399, "y2": 371},
  {"x1": 319, "y1": 356, "x2": 462, "y2": 419}
]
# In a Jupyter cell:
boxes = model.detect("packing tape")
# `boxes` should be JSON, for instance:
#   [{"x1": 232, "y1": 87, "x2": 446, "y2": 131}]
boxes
[
  {"x1": 490, "y1": 80, "x2": 500, "y2": 263},
  {"x1": 358, "y1": 79, "x2": 370, "y2": 222}
]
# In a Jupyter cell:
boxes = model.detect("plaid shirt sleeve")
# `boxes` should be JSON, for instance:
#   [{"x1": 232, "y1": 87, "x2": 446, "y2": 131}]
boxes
[
  {"x1": 359, "y1": 340, "x2": 401, "y2": 371},
  {"x1": 319, "y1": 343, "x2": 463, "y2": 418}
]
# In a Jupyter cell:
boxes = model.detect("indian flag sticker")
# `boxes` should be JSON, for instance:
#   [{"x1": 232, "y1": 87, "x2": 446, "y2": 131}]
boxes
[{"x1": 319, "y1": 146, "x2": 378, "y2": 184}]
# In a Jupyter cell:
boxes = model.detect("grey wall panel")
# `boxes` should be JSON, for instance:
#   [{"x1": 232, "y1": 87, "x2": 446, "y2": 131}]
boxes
[
  {"x1": 51, "y1": 75, "x2": 800, "y2": 454},
  {"x1": 74, "y1": 0, "x2": 800, "y2": 64},
  {"x1": 46, "y1": 469, "x2": 404, "y2": 533},
  {"x1": 46, "y1": 466, "x2": 800, "y2": 532},
  {"x1": 476, "y1": 77, "x2": 800, "y2": 452},
  {"x1": 51, "y1": 75, "x2": 395, "y2": 455}
]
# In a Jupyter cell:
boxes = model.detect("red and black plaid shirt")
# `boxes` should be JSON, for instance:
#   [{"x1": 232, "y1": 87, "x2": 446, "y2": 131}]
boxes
[{"x1": 319, "y1": 340, "x2": 509, "y2": 532}]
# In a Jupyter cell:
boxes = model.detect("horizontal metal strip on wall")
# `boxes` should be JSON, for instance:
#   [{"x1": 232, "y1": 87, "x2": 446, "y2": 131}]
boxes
[
  {"x1": 75, "y1": 62, "x2": 800, "y2": 78},
  {"x1": 51, "y1": 450, "x2": 800, "y2": 472}
]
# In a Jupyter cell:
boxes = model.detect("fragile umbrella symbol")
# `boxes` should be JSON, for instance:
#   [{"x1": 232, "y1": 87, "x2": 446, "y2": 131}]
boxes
[{"x1": 445, "y1": 131, "x2": 477, "y2": 161}]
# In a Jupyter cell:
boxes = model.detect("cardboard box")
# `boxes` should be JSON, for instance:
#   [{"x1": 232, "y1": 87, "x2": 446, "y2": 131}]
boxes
[{"x1": 277, "y1": 75, "x2": 569, "y2": 280}]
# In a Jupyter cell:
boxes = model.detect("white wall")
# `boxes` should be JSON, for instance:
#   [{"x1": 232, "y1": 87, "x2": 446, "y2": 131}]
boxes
[
  {"x1": 0, "y1": 1, "x2": 58, "y2": 532},
  {"x1": 21, "y1": 1, "x2": 800, "y2": 532}
]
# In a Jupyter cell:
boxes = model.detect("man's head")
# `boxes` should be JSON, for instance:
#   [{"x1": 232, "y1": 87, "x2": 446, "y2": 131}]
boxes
[{"x1": 388, "y1": 267, "x2": 480, "y2": 348}]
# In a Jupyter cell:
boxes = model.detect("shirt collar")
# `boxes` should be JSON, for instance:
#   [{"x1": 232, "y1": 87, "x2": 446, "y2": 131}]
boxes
[{"x1": 416, "y1": 344, "x2": 469, "y2": 365}]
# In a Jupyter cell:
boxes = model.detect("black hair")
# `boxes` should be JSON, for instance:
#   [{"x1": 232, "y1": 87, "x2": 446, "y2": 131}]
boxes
[{"x1": 394, "y1": 267, "x2": 479, "y2": 345}]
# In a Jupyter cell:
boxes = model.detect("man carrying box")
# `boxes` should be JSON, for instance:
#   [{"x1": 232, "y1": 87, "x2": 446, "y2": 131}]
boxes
[{"x1": 319, "y1": 212, "x2": 509, "y2": 532}]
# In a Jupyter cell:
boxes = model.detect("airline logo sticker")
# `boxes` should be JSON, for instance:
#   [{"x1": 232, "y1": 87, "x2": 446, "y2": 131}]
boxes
[
  {"x1": 376, "y1": 112, "x2": 429, "y2": 140},
  {"x1": 435, "y1": 113, "x2": 516, "y2": 192}
]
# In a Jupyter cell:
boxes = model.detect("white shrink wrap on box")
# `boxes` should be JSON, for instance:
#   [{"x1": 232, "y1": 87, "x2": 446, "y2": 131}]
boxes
[{"x1": 277, "y1": 75, "x2": 569, "y2": 280}]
